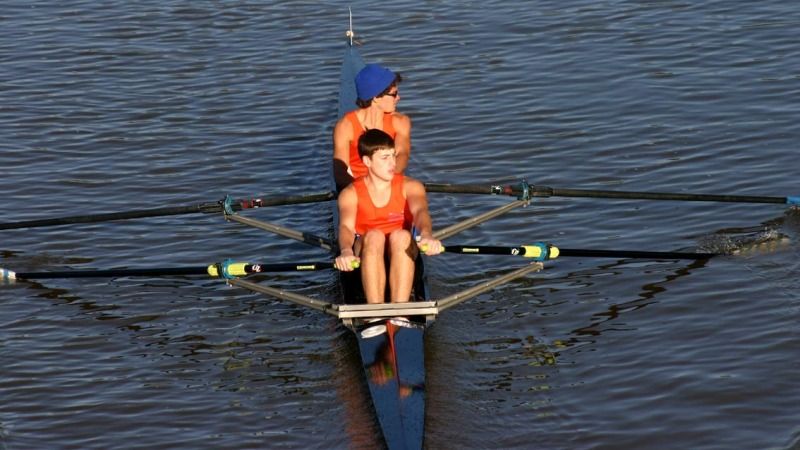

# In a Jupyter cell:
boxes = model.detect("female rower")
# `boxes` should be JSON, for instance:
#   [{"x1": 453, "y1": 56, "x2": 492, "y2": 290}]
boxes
[{"x1": 333, "y1": 63, "x2": 411, "y2": 192}]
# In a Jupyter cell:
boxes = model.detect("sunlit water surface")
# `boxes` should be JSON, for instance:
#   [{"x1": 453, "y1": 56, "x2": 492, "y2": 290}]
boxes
[{"x1": 1, "y1": 1, "x2": 799, "y2": 449}]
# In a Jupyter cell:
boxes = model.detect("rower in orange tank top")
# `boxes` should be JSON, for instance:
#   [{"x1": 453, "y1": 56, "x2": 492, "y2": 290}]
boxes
[
  {"x1": 352, "y1": 172, "x2": 411, "y2": 236},
  {"x1": 335, "y1": 129, "x2": 442, "y2": 306},
  {"x1": 345, "y1": 110, "x2": 396, "y2": 179},
  {"x1": 333, "y1": 63, "x2": 411, "y2": 192}
]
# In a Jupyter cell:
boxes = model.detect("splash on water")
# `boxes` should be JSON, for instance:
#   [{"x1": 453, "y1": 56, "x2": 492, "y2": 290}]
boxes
[{"x1": 697, "y1": 227, "x2": 792, "y2": 256}]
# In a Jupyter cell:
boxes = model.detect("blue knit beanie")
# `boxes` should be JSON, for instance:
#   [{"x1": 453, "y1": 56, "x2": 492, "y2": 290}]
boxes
[{"x1": 355, "y1": 64, "x2": 396, "y2": 101}]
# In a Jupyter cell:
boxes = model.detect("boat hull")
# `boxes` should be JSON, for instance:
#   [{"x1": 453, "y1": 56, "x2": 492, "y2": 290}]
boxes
[
  {"x1": 336, "y1": 37, "x2": 428, "y2": 449},
  {"x1": 339, "y1": 257, "x2": 428, "y2": 450},
  {"x1": 355, "y1": 319, "x2": 425, "y2": 450}
]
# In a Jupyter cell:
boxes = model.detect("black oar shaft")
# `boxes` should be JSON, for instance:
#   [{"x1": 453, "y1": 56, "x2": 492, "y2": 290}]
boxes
[
  {"x1": 558, "y1": 248, "x2": 716, "y2": 260},
  {"x1": 14, "y1": 267, "x2": 211, "y2": 279},
  {"x1": 0, "y1": 204, "x2": 219, "y2": 230},
  {"x1": 424, "y1": 182, "x2": 792, "y2": 205},
  {"x1": 546, "y1": 187, "x2": 787, "y2": 204},
  {"x1": 445, "y1": 245, "x2": 529, "y2": 256},
  {"x1": 0, "y1": 192, "x2": 335, "y2": 231},
  {"x1": 424, "y1": 183, "x2": 509, "y2": 196},
  {"x1": 7, "y1": 262, "x2": 338, "y2": 280},
  {"x1": 441, "y1": 244, "x2": 717, "y2": 260}
]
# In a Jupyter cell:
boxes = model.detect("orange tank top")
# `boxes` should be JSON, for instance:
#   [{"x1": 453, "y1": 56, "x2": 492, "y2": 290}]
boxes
[
  {"x1": 353, "y1": 174, "x2": 412, "y2": 235},
  {"x1": 345, "y1": 110, "x2": 397, "y2": 179}
]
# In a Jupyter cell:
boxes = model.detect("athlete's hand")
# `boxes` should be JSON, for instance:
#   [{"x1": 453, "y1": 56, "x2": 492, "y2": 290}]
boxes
[
  {"x1": 417, "y1": 236, "x2": 443, "y2": 256},
  {"x1": 335, "y1": 250, "x2": 360, "y2": 272}
]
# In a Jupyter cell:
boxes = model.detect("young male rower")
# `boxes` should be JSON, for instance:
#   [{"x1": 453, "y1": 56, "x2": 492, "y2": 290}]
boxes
[
  {"x1": 333, "y1": 63, "x2": 411, "y2": 192},
  {"x1": 335, "y1": 129, "x2": 442, "y2": 304}
]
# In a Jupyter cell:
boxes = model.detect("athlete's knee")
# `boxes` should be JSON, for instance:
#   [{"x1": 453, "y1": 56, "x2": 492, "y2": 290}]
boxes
[
  {"x1": 388, "y1": 229, "x2": 412, "y2": 248},
  {"x1": 362, "y1": 230, "x2": 386, "y2": 252}
]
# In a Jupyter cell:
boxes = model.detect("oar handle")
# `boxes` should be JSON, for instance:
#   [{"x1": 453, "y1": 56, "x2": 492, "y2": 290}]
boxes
[
  {"x1": 419, "y1": 242, "x2": 560, "y2": 261},
  {"x1": 439, "y1": 243, "x2": 560, "y2": 261},
  {"x1": 206, "y1": 260, "x2": 359, "y2": 278}
]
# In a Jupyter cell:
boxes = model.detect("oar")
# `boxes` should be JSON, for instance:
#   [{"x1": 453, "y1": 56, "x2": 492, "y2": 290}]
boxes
[
  {"x1": 2, "y1": 259, "x2": 358, "y2": 281},
  {"x1": 0, "y1": 191, "x2": 335, "y2": 231},
  {"x1": 429, "y1": 243, "x2": 719, "y2": 260},
  {"x1": 424, "y1": 182, "x2": 799, "y2": 206}
]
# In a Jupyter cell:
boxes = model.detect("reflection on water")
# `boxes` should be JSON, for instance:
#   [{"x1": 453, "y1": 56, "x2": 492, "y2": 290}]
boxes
[{"x1": 332, "y1": 330, "x2": 385, "y2": 450}]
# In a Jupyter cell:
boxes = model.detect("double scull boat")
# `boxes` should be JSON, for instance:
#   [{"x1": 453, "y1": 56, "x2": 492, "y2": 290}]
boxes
[{"x1": 335, "y1": 30, "x2": 431, "y2": 449}]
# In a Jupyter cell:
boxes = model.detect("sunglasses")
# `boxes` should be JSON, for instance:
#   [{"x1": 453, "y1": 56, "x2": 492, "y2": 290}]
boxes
[{"x1": 380, "y1": 91, "x2": 399, "y2": 98}]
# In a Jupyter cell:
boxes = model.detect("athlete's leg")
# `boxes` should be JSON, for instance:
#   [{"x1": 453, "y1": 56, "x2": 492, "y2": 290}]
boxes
[
  {"x1": 360, "y1": 229, "x2": 387, "y2": 304},
  {"x1": 387, "y1": 229, "x2": 416, "y2": 303}
]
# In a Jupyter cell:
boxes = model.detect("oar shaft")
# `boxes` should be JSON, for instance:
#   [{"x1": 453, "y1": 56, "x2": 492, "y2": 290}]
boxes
[
  {"x1": 444, "y1": 245, "x2": 535, "y2": 257},
  {"x1": 10, "y1": 266, "x2": 210, "y2": 279},
  {"x1": 546, "y1": 187, "x2": 789, "y2": 205},
  {"x1": 440, "y1": 243, "x2": 717, "y2": 260},
  {"x1": 558, "y1": 248, "x2": 717, "y2": 260},
  {"x1": 424, "y1": 182, "x2": 795, "y2": 205},
  {"x1": 3, "y1": 261, "x2": 341, "y2": 281},
  {"x1": 0, "y1": 192, "x2": 335, "y2": 231},
  {"x1": 0, "y1": 204, "x2": 218, "y2": 230},
  {"x1": 424, "y1": 183, "x2": 510, "y2": 196}
]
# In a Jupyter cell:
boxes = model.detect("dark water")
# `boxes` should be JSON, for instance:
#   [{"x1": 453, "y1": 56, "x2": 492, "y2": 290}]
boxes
[{"x1": 2, "y1": 1, "x2": 799, "y2": 449}]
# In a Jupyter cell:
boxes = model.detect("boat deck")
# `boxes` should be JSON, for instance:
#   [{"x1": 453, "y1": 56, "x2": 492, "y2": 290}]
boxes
[{"x1": 338, "y1": 256, "x2": 429, "y2": 450}]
